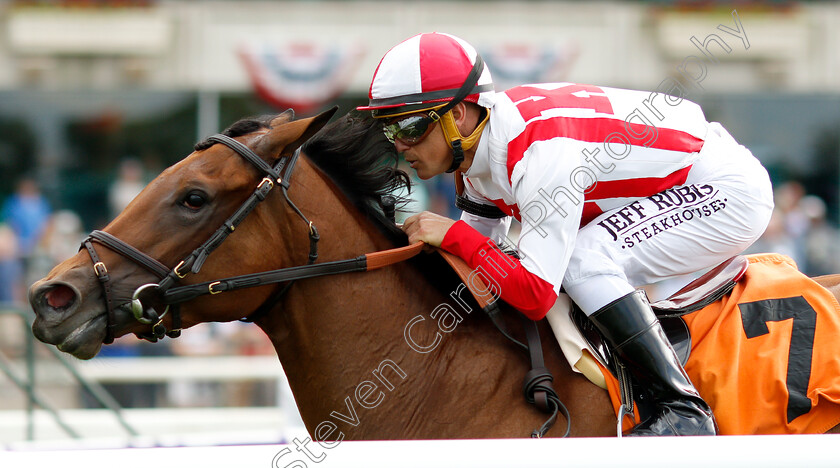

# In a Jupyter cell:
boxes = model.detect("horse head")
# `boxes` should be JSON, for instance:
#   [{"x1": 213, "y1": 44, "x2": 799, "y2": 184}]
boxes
[{"x1": 29, "y1": 108, "x2": 335, "y2": 359}]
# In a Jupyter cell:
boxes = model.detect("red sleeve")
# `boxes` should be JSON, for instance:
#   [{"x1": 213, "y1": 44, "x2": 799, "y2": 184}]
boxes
[{"x1": 440, "y1": 220, "x2": 557, "y2": 320}]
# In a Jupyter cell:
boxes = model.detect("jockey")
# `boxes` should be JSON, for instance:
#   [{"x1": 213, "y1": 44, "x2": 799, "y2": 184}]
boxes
[{"x1": 358, "y1": 32, "x2": 773, "y2": 436}]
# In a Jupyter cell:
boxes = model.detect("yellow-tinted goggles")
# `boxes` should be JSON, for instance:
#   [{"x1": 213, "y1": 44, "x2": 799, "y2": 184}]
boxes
[{"x1": 382, "y1": 114, "x2": 436, "y2": 145}]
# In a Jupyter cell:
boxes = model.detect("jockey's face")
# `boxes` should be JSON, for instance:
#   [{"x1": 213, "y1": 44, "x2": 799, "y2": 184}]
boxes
[{"x1": 393, "y1": 117, "x2": 452, "y2": 180}]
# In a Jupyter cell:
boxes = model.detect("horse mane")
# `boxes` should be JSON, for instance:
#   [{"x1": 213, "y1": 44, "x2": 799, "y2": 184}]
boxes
[
  {"x1": 301, "y1": 111, "x2": 411, "y2": 242},
  {"x1": 194, "y1": 111, "x2": 412, "y2": 244}
]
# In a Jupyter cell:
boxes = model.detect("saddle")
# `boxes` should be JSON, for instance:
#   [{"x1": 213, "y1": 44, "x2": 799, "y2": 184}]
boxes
[
  {"x1": 566, "y1": 255, "x2": 749, "y2": 423},
  {"x1": 571, "y1": 255, "x2": 750, "y2": 377}
]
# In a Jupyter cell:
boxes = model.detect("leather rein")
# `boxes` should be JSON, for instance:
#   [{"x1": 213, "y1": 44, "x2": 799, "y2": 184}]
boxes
[{"x1": 81, "y1": 134, "x2": 423, "y2": 344}]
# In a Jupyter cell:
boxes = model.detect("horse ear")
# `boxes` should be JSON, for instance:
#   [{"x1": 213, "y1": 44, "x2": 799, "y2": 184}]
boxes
[
  {"x1": 257, "y1": 106, "x2": 338, "y2": 157},
  {"x1": 269, "y1": 108, "x2": 295, "y2": 127}
]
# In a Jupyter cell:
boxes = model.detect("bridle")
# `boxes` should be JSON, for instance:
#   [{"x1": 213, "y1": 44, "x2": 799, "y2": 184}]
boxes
[
  {"x1": 82, "y1": 132, "x2": 424, "y2": 345},
  {"x1": 81, "y1": 133, "x2": 318, "y2": 344}
]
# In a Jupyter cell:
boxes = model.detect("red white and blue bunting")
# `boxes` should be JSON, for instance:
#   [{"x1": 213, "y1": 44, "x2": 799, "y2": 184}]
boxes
[{"x1": 238, "y1": 41, "x2": 365, "y2": 114}]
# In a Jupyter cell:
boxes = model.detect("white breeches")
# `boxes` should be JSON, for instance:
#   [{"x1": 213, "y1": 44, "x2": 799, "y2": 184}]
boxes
[{"x1": 563, "y1": 122, "x2": 774, "y2": 314}]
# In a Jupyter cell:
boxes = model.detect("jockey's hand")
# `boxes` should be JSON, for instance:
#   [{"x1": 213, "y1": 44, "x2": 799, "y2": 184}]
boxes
[{"x1": 401, "y1": 211, "x2": 456, "y2": 250}]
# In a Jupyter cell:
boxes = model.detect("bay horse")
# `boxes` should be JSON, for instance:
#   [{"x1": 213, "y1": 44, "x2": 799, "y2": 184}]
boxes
[{"x1": 28, "y1": 109, "x2": 840, "y2": 438}]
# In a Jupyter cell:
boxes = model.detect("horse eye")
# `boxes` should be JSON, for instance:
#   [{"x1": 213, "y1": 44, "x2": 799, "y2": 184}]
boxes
[{"x1": 183, "y1": 192, "x2": 207, "y2": 210}]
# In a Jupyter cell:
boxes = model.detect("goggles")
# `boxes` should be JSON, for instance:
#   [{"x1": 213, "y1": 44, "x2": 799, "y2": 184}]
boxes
[{"x1": 383, "y1": 114, "x2": 436, "y2": 146}]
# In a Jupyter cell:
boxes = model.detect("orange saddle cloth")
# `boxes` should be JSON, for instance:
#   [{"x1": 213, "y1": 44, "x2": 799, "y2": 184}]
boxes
[{"x1": 602, "y1": 253, "x2": 840, "y2": 434}]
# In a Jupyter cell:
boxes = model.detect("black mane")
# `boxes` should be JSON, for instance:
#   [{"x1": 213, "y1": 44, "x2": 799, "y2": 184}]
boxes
[
  {"x1": 195, "y1": 112, "x2": 411, "y2": 244},
  {"x1": 302, "y1": 112, "x2": 411, "y2": 242}
]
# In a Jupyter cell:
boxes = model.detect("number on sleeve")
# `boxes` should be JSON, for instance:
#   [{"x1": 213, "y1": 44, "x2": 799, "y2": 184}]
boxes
[{"x1": 505, "y1": 84, "x2": 614, "y2": 121}]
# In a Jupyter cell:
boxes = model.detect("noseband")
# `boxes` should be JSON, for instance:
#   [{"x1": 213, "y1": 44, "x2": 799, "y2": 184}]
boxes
[{"x1": 81, "y1": 134, "x2": 318, "y2": 344}]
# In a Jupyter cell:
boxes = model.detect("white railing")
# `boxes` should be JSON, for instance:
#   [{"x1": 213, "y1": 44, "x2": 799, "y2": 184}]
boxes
[
  {"x1": 74, "y1": 356, "x2": 285, "y2": 384},
  {"x1": 3, "y1": 435, "x2": 839, "y2": 467},
  {"x1": 0, "y1": 354, "x2": 305, "y2": 445}
]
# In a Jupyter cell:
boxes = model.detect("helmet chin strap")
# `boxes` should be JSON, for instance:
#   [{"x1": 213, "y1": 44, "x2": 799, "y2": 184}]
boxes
[
  {"x1": 445, "y1": 141, "x2": 465, "y2": 173},
  {"x1": 440, "y1": 108, "x2": 490, "y2": 173}
]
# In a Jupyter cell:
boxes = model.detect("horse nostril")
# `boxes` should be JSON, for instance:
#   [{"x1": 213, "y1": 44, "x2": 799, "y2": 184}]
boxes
[{"x1": 44, "y1": 285, "x2": 76, "y2": 310}]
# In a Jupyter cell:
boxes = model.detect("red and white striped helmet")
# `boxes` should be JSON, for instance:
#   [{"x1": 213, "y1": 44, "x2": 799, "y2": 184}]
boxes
[{"x1": 358, "y1": 32, "x2": 495, "y2": 118}]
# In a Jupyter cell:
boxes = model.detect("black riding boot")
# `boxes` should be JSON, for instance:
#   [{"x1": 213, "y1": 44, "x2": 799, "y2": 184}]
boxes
[{"x1": 589, "y1": 290, "x2": 718, "y2": 436}]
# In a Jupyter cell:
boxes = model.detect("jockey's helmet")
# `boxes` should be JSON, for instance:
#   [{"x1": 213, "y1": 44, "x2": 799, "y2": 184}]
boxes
[
  {"x1": 357, "y1": 32, "x2": 495, "y2": 172},
  {"x1": 358, "y1": 32, "x2": 495, "y2": 118}
]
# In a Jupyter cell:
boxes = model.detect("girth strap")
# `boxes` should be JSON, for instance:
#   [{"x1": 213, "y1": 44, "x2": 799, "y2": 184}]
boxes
[
  {"x1": 521, "y1": 316, "x2": 570, "y2": 438},
  {"x1": 436, "y1": 248, "x2": 570, "y2": 438}
]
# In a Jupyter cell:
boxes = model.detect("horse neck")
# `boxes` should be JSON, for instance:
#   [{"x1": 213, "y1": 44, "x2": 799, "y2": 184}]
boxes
[
  {"x1": 251, "y1": 158, "x2": 617, "y2": 439},
  {"x1": 256, "y1": 156, "x2": 448, "y2": 431}
]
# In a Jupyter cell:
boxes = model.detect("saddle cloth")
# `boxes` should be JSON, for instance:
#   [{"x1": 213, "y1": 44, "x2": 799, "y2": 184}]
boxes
[{"x1": 595, "y1": 253, "x2": 840, "y2": 434}]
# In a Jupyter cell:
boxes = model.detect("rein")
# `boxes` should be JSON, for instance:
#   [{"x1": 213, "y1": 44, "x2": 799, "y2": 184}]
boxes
[{"x1": 160, "y1": 242, "x2": 424, "y2": 304}]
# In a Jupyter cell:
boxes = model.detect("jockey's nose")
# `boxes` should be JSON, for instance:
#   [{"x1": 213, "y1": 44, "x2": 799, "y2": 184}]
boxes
[{"x1": 394, "y1": 139, "x2": 411, "y2": 153}]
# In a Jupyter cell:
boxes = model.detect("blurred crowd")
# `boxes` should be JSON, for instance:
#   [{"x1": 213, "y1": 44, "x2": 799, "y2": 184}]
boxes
[
  {"x1": 744, "y1": 181, "x2": 840, "y2": 277},
  {"x1": 0, "y1": 160, "x2": 277, "y2": 409}
]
